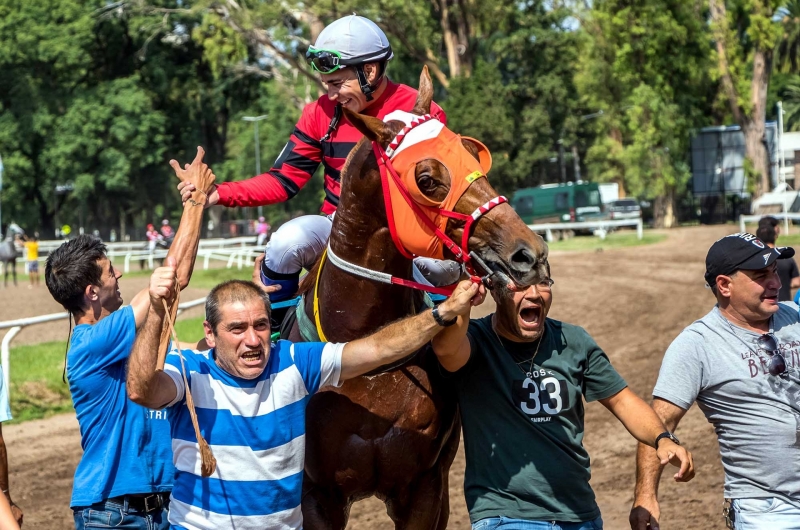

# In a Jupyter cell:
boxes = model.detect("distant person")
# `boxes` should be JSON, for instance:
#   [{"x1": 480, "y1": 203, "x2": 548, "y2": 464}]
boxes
[
  {"x1": 44, "y1": 148, "x2": 213, "y2": 530},
  {"x1": 759, "y1": 215, "x2": 780, "y2": 237},
  {"x1": 0, "y1": 361, "x2": 22, "y2": 526},
  {"x1": 60, "y1": 225, "x2": 71, "y2": 240},
  {"x1": 255, "y1": 216, "x2": 270, "y2": 247},
  {"x1": 632, "y1": 233, "x2": 800, "y2": 530},
  {"x1": 159, "y1": 219, "x2": 174, "y2": 241},
  {"x1": 146, "y1": 224, "x2": 162, "y2": 253},
  {"x1": 24, "y1": 233, "x2": 39, "y2": 288},
  {"x1": 757, "y1": 223, "x2": 799, "y2": 301}
]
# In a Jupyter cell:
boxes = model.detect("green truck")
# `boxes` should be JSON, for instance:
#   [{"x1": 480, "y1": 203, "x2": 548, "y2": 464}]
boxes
[{"x1": 510, "y1": 182, "x2": 604, "y2": 225}]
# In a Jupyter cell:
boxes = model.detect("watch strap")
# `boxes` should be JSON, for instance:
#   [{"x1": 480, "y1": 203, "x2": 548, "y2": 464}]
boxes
[
  {"x1": 432, "y1": 306, "x2": 457, "y2": 327},
  {"x1": 654, "y1": 431, "x2": 679, "y2": 449}
]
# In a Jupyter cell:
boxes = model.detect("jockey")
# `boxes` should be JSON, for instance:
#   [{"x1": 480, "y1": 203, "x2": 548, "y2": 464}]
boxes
[{"x1": 179, "y1": 15, "x2": 461, "y2": 306}]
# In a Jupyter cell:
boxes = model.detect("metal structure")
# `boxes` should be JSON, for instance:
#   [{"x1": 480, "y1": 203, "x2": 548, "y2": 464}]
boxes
[{"x1": 528, "y1": 218, "x2": 643, "y2": 242}]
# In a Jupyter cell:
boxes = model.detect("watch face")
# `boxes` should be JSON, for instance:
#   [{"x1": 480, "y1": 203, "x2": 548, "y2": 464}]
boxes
[{"x1": 670, "y1": 433, "x2": 680, "y2": 445}]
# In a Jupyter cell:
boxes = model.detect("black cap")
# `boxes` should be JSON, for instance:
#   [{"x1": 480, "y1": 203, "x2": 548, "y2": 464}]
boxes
[{"x1": 705, "y1": 233, "x2": 795, "y2": 288}]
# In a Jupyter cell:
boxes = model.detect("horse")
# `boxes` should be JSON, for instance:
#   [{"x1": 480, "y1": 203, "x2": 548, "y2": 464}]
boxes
[
  {"x1": 288, "y1": 67, "x2": 549, "y2": 529},
  {"x1": 0, "y1": 230, "x2": 21, "y2": 288}
]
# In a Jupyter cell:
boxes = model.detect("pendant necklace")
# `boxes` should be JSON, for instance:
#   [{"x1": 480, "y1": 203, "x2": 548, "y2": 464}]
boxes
[{"x1": 491, "y1": 315, "x2": 543, "y2": 379}]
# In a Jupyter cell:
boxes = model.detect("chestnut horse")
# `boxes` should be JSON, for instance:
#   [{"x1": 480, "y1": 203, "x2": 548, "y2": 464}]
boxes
[{"x1": 289, "y1": 68, "x2": 548, "y2": 529}]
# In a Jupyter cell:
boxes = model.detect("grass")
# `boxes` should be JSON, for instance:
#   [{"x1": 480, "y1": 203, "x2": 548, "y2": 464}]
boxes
[
  {"x1": 546, "y1": 230, "x2": 666, "y2": 252},
  {"x1": 7, "y1": 314, "x2": 210, "y2": 424}
]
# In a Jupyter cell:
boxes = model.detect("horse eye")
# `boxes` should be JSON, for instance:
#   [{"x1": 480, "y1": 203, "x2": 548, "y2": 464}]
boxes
[{"x1": 418, "y1": 176, "x2": 434, "y2": 190}]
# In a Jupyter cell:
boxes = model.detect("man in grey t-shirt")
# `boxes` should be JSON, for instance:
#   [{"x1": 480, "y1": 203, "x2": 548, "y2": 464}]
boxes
[{"x1": 630, "y1": 232, "x2": 800, "y2": 530}]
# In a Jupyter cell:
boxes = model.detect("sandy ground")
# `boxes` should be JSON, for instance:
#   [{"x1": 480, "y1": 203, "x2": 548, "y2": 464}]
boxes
[{"x1": 0, "y1": 225, "x2": 740, "y2": 529}]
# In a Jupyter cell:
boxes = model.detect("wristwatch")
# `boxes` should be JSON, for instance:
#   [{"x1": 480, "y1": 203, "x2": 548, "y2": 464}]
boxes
[
  {"x1": 654, "y1": 431, "x2": 680, "y2": 449},
  {"x1": 431, "y1": 306, "x2": 457, "y2": 327}
]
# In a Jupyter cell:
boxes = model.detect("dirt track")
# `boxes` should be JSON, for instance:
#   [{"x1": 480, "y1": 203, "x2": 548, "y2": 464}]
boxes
[{"x1": 1, "y1": 225, "x2": 739, "y2": 529}]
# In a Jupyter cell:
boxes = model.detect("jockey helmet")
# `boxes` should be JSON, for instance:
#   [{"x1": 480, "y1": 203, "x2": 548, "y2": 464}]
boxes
[{"x1": 306, "y1": 15, "x2": 393, "y2": 101}]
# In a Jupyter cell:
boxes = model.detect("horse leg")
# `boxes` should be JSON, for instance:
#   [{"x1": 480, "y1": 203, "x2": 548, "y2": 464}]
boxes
[
  {"x1": 301, "y1": 478, "x2": 349, "y2": 530},
  {"x1": 11, "y1": 260, "x2": 16, "y2": 286},
  {"x1": 385, "y1": 466, "x2": 450, "y2": 530}
]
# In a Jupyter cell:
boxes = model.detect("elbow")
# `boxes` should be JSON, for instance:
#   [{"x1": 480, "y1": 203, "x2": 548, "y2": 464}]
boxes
[{"x1": 126, "y1": 380, "x2": 149, "y2": 406}]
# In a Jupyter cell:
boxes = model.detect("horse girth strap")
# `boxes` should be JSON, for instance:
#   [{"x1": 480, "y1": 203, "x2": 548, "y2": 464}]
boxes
[
  {"x1": 312, "y1": 249, "x2": 329, "y2": 342},
  {"x1": 159, "y1": 295, "x2": 217, "y2": 478}
]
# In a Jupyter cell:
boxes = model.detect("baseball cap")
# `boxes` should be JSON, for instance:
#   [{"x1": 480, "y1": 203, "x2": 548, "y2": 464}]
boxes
[{"x1": 704, "y1": 232, "x2": 795, "y2": 287}]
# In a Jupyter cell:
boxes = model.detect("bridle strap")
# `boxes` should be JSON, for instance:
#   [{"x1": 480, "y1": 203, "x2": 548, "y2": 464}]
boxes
[{"x1": 326, "y1": 244, "x2": 457, "y2": 296}]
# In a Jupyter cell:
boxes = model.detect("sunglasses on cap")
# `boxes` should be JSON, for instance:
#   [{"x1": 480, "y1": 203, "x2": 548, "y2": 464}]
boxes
[
  {"x1": 306, "y1": 47, "x2": 343, "y2": 74},
  {"x1": 757, "y1": 333, "x2": 788, "y2": 376}
]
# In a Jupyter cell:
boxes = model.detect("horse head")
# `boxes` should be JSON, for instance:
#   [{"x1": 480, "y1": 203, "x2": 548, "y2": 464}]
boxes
[{"x1": 341, "y1": 66, "x2": 547, "y2": 289}]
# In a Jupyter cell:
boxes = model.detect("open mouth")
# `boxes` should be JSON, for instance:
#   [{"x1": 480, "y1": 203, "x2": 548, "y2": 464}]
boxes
[
  {"x1": 240, "y1": 350, "x2": 264, "y2": 364},
  {"x1": 519, "y1": 306, "x2": 543, "y2": 330}
]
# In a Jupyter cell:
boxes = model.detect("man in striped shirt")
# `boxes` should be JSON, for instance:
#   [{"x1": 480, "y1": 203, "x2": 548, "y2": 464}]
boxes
[{"x1": 127, "y1": 261, "x2": 484, "y2": 529}]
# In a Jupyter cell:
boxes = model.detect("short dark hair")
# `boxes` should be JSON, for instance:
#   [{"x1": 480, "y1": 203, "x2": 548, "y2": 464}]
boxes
[
  {"x1": 45, "y1": 235, "x2": 107, "y2": 314},
  {"x1": 205, "y1": 280, "x2": 272, "y2": 333},
  {"x1": 756, "y1": 224, "x2": 776, "y2": 245},
  {"x1": 759, "y1": 216, "x2": 779, "y2": 228}
]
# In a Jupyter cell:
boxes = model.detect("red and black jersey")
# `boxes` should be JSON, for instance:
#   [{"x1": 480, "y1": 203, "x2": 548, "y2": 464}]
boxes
[{"x1": 216, "y1": 80, "x2": 447, "y2": 215}]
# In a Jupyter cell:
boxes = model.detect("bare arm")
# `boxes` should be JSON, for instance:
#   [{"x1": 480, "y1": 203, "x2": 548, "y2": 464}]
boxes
[
  {"x1": 0, "y1": 493, "x2": 19, "y2": 530},
  {"x1": 430, "y1": 309, "x2": 472, "y2": 372},
  {"x1": 340, "y1": 281, "x2": 485, "y2": 381},
  {"x1": 629, "y1": 397, "x2": 690, "y2": 530},
  {"x1": 130, "y1": 147, "x2": 216, "y2": 327},
  {"x1": 0, "y1": 425, "x2": 21, "y2": 527},
  {"x1": 127, "y1": 260, "x2": 179, "y2": 410},
  {"x1": 792, "y1": 277, "x2": 800, "y2": 289}
]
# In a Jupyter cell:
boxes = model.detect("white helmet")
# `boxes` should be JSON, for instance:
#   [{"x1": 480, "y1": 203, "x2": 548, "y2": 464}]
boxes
[{"x1": 306, "y1": 15, "x2": 393, "y2": 100}]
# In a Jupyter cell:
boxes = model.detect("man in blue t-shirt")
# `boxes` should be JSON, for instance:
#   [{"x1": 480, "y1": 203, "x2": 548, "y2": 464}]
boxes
[
  {"x1": 126, "y1": 264, "x2": 483, "y2": 530},
  {"x1": 44, "y1": 148, "x2": 215, "y2": 530}
]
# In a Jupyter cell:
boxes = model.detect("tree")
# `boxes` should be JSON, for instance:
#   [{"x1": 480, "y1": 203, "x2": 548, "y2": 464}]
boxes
[
  {"x1": 577, "y1": 0, "x2": 713, "y2": 226},
  {"x1": 708, "y1": 0, "x2": 782, "y2": 198}
]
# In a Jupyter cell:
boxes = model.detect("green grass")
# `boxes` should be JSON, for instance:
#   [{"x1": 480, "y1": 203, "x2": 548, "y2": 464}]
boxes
[
  {"x1": 119, "y1": 266, "x2": 253, "y2": 289},
  {"x1": 7, "y1": 314, "x2": 210, "y2": 424},
  {"x1": 546, "y1": 231, "x2": 666, "y2": 252}
]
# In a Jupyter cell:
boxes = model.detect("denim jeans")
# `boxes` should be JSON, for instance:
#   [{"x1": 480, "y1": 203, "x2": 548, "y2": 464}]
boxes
[
  {"x1": 733, "y1": 497, "x2": 800, "y2": 530},
  {"x1": 472, "y1": 516, "x2": 603, "y2": 530},
  {"x1": 73, "y1": 498, "x2": 170, "y2": 530}
]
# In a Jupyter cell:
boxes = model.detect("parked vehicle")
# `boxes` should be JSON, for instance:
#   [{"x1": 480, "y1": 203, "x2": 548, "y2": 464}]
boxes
[
  {"x1": 511, "y1": 182, "x2": 604, "y2": 225},
  {"x1": 605, "y1": 198, "x2": 642, "y2": 220}
]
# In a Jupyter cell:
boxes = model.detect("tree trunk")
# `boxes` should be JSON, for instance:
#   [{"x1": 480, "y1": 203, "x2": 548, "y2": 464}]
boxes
[
  {"x1": 654, "y1": 186, "x2": 676, "y2": 228},
  {"x1": 438, "y1": 0, "x2": 462, "y2": 78},
  {"x1": 747, "y1": 47, "x2": 774, "y2": 196}
]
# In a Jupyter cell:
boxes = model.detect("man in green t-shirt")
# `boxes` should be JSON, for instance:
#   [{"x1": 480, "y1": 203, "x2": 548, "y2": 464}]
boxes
[{"x1": 432, "y1": 269, "x2": 695, "y2": 529}]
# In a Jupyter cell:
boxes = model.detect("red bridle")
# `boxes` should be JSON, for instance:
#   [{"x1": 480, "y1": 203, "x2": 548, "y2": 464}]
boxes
[{"x1": 372, "y1": 113, "x2": 507, "y2": 285}]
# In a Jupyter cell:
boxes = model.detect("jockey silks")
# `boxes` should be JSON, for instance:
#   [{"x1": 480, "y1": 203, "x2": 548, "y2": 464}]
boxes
[{"x1": 381, "y1": 110, "x2": 493, "y2": 260}]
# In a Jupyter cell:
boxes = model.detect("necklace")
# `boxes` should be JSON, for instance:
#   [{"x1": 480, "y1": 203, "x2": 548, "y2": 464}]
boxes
[{"x1": 491, "y1": 314, "x2": 544, "y2": 379}]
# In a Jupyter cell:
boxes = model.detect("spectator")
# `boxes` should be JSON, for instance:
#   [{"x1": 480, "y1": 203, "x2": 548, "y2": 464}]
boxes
[
  {"x1": 24, "y1": 233, "x2": 39, "y2": 288},
  {"x1": 0, "y1": 362, "x2": 22, "y2": 527},
  {"x1": 756, "y1": 223, "x2": 799, "y2": 301},
  {"x1": 160, "y1": 220, "x2": 174, "y2": 240},
  {"x1": 146, "y1": 224, "x2": 162, "y2": 253},
  {"x1": 256, "y1": 216, "x2": 270, "y2": 247}
]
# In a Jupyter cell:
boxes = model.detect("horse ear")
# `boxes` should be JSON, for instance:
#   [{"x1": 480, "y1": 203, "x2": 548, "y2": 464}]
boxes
[
  {"x1": 411, "y1": 66, "x2": 433, "y2": 116},
  {"x1": 343, "y1": 108, "x2": 395, "y2": 146},
  {"x1": 461, "y1": 137, "x2": 493, "y2": 174}
]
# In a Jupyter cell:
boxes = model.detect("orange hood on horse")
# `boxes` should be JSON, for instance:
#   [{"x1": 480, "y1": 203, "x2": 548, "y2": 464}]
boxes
[{"x1": 382, "y1": 110, "x2": 492, "y2": 260}]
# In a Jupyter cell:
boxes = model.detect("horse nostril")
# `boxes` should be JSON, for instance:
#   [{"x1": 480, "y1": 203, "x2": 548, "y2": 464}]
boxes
[{"x1": 511, "y1": 247, "x2": 536, "y2": 267}]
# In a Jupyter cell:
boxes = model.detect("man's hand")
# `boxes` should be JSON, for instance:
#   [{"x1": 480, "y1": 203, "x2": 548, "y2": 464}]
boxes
[
  {"x1": 149, "y1": 257, "x2": 178, "y2": 312},
  {"x1": 251, "y1": 254, "x2": 282, "y2": 295},
  {"x1": 629, "y1": 497, "x2": 660, "y2": 530},
  {"x1": 178, "y1": 181, "x2": 219, "y2": 209},
  {"x1": 436, "y1": 280, "x2": 486, "y2": 322},
  {"x1": 170, "y1": 147, "x2": 217, "y2": 203},
  {"x1": 655, "y1": 440, "x2": 694, "y2": 482}
]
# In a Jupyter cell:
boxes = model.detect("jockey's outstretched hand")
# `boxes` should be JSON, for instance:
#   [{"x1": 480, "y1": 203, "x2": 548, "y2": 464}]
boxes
[
  {"x1": 251, "y1": 254, "x2": 282, "y2": 295},
  {"x1": 437, "y1": 280, "x2": 486, "y2": 322},
  {"x1": 178, "y1": 180, "x2": 219, "y2": 209},
  {"x1": 170, "y1": 147, "x2": 217, "y2": 206},
  {"x1": 656, "y1": 439, "x2": 694, "y2": 482},
  {"x1": 149, "y1": 257, "x2": 178, "y2": 312}
]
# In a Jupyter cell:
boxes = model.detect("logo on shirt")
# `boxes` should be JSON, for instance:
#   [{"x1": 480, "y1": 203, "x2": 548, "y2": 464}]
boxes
[{"x1": 511, "y1": 370, "x2": 569, "y2": 422}]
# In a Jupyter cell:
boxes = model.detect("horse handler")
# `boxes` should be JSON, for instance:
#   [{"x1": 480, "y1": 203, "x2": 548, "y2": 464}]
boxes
[
  {"x1": 44, "y1": 148, "x2": 213, "y2": 530},
  {"x1": 430, "y1": 263, "x2": 694, "y2": 530},
  {"x1": 631, "y1": 233, "x2": 800, "y2": 530},
  {"x1": 127, "y1": 262, "x2": 483, "y2": 529}
]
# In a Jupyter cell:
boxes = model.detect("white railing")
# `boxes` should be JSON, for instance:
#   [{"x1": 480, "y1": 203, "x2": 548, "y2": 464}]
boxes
[
  {"x1": 528, "y1": 219, "x2": 643, "y2": 242},
  {"x1": 0, "y1": 297, "x2": 207, "y2": 393},
  {"x1": 739, "y1": 213, "x2": 800, "y2": 233},
  {"x1": 35, "y1": 236, "x2": 258, "y2": 254}
]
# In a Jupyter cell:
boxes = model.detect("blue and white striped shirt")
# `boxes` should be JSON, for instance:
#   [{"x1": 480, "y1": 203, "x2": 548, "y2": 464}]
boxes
[{"x1": 163, "y1": 340, "x2": 343, "y2": 530}]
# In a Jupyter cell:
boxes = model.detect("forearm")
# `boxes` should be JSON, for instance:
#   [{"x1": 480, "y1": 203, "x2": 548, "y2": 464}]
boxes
[
  {"x1": 216, "y1": 175, "x2": 292, "y2": 208},
  {"x1": 127, "y1": 306, "x2": 172, "y2": 407},
  {"x1": 635, "y1": 439, "x2": 665, "y2": 500},
  {"x1": 0, "y1": 434, "x2": 10, "y2": 501},
  {"x1": 431, "y1": 316, "x2": 470, "y2": 372},
  {"x1": 341, "y1": 309, "x2": 441, "y2": 380},
  {"x1": 603, "y1": 388, "x2": 666, "y2": 447},
  {"x1": 166, "y1": 201, "x2": 204, "y2": 289}
]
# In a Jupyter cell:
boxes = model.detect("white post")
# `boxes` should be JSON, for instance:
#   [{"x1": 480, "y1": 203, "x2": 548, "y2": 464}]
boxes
[
  {"x1": 739, "y1": 214, "x2": 746, "y2": 233},
  {"x1": 1, "y1": 326, "x2": 21, "y2": 392},
  {"x1": 636, "y1": 219, "x2": 643, "y2": 240}
]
